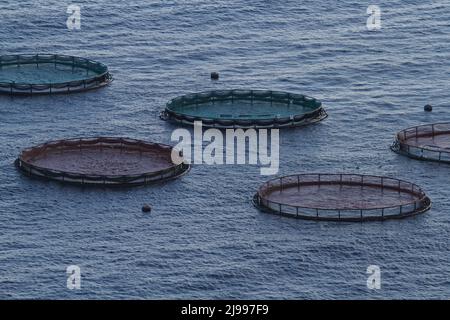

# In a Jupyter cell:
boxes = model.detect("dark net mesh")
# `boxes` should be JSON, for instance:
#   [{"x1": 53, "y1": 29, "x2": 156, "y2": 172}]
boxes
[
  {"x1": 0, "y1": 54, "x2": 112, "y2": 95},
  {"x1": 161, "y1": 89, "x2": 327, "y2": 128}
]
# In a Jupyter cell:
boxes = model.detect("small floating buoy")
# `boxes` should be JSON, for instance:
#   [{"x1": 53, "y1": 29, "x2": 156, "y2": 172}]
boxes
[
  {"x1": 211, "y1": 72, "x2": 219, "y2": 80},
  {"x1": 142, "y1": 204, "x2": 152, "y2": 213},
  {"x1": 424, "y1": 104, "x2": 433, "y2": 112}
]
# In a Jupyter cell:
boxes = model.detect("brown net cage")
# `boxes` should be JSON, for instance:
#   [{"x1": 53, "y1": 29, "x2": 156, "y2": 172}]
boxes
[
  {"x1": 391, "y1": 122, "x2": 450, "y2": 163},
  {"x1": 16, "y1": 137, "x2": 190, "y2": 186},
  {"x1": 253, "y1": 174, "x2": 431, "y2": 222}
]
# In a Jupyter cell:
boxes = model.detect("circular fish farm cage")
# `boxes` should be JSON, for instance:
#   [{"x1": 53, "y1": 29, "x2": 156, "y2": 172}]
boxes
[
  {"x1": 391, "y1": 122, "x2": 450, "y2": 163},
  {"x1": 16, "y1": 137, "x2": 190, "y2": 186},
  {"x1": 253, "y1": 174, "x2": 431, "y2": 222},
  {"x1": 160, "y1": 89, "x2": 327, "y2": 128},
  {"x1": 0, "y1": 54, "x2": 112, "y2": 95}
]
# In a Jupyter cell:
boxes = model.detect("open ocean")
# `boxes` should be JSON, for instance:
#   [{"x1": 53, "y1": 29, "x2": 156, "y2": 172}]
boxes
[{"x1": 0, "y1": 0, "x2": 449, "y2": 299}]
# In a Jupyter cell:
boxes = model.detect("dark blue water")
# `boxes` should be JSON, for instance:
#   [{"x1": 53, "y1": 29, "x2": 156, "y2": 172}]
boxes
[{"x1": 0, "y1": 0, "x2": 449, "y2": 299}]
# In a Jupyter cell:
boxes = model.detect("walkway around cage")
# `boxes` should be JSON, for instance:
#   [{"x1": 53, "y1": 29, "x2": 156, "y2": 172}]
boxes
[
  {"x1": 16, "y1": 137, "x2": 190, "y2": 186},
  {"x1": 0, "y1": 54, "x2": 112, "y2": 95},
  {"x1": 253, "y1": 173, "x2": 431, "y2": 222},
  {"x1": 161, "y1": 89, "x2": 327, "y2": 129}
]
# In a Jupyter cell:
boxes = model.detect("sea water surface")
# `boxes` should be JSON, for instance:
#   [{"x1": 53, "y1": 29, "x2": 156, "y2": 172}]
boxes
[{"x1": 0, "y1": 0, "x2": 449, "y2": 299}]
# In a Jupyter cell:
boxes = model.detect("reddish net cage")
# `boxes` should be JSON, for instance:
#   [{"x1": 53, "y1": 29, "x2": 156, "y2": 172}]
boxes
[
  {"x1": 253, "y1": 174, "x2": 431, "y2": 222},
  {"x1": 16, "y1": 137, "x2": 190, "y2": 186},
  {"x1": 392, "y1": 122, "x2": 450, "y2": 163}
]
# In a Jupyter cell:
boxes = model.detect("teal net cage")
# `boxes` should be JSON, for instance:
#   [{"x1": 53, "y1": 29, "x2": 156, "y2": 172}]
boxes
[
  {"x1": 16, "y1": 137, "x2": 190, "y2": 186},
  {"x1": 391, "y1": 122, "x2": 450, "y2": 163},
  {"x1": 253, "y1": 174, "x2": 431, "y2": 222},
  {"x1": 160, "y1": 89, "x2": 327, "y2": 128},
  {"x1": 0, "y1": 54, "x2": 112, "y2": 95}
]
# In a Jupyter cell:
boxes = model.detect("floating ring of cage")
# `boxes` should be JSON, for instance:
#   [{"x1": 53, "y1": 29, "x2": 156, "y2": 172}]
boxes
[
  {"x1": 160, "y1": 89, "x2": 327, "y2": 129},
  {"x1": 16, "y1": 137, "x2": 190, "y2": 186},
  {"x1": 392, "y1": 122, "x2": 450, "y2": 163},
  {"x1": 0, "y1": 54, "x2": 112, "y2": 95},
  {"x1": 253, "y1": 174, "x2": 431, "y2": 222}
]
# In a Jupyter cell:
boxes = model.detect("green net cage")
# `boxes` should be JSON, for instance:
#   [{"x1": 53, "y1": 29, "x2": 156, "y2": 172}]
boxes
[
  {"x1": 16, "y1": 137, "x2": 190, "y2": 186},
  {"x1": 0, "y1": 54, "x2": 112, "y2": 95},
  {"x1": 160, "y1": 89, "x2": 327, "y2": 128},
  {"x1": 253, "y1": 173, "x2": 431, "y2": 222}
]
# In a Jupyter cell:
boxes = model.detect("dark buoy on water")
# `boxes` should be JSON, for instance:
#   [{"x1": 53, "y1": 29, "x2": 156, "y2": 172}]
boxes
[
  {"x1": 142, "y1": 204, "x2": 152, "y2": 213},
  {"x1": 211, "y1": 72, "x2": 219, "y2": 80},
  {"x1": 424, "y1": 104, "x2": 433, "y2": 112}
]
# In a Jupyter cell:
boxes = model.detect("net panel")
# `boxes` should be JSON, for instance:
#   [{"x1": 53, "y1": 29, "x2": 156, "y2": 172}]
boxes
[
  {"x1": 161, "y1": 89, "x2": 327, "y2": 128},
  {"x1": 0, "y1": 54, "x2": 112, "y2": 95},
  {"x1": 254, "y1": 173, "x2": 431, "y2": 222},
  {"x1": 392, "y1": 122, "x2": 450, "y2": 163},
  {"x1": 16, "y1": 137, "x2": 189, "y2": 186}
]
